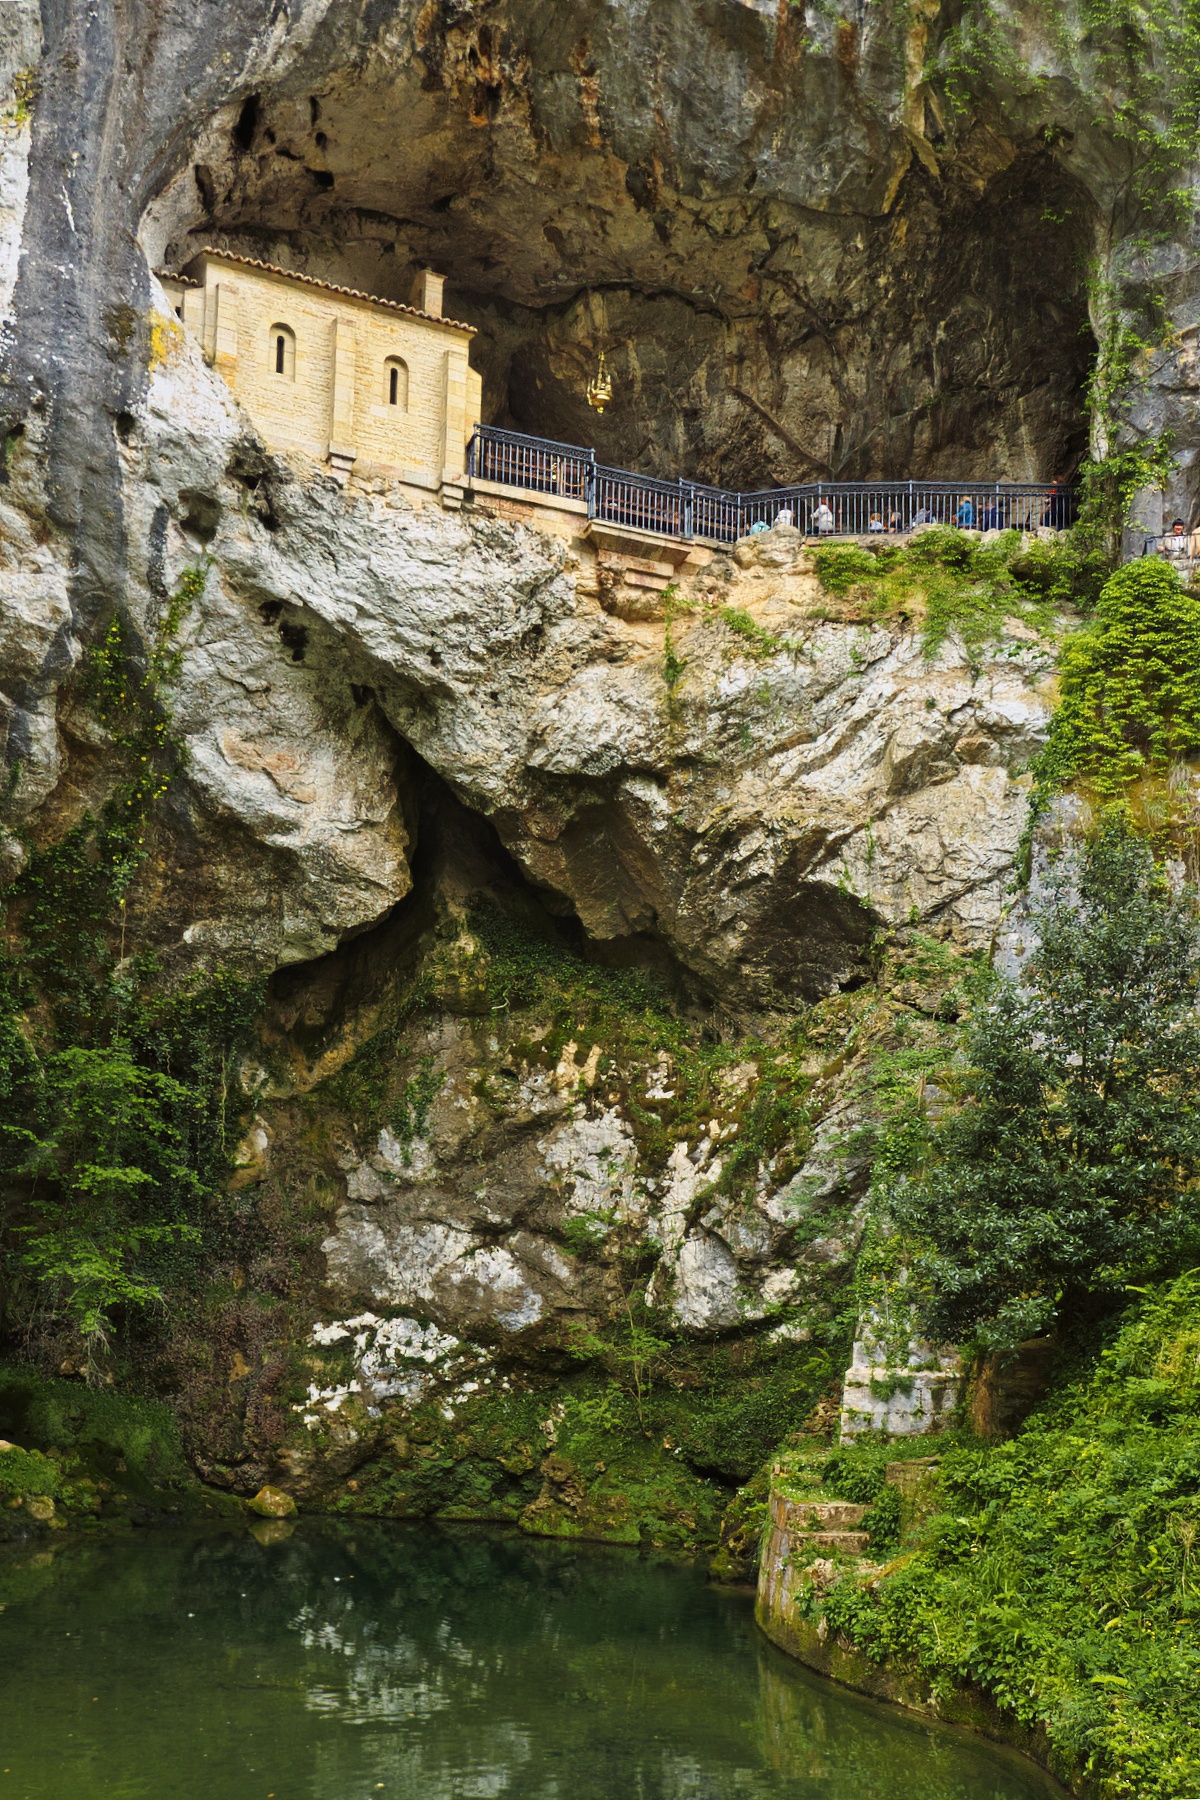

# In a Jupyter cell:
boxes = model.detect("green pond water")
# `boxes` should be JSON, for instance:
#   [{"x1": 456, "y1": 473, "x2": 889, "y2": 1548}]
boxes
[{"x1": 0, "y1": 1522, "x2": 1063, "y2": 1800}]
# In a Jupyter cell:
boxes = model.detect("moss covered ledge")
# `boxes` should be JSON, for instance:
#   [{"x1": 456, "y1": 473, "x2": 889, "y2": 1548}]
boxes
[
  {"x1": 755, "y1": 1601, "x2": 1076, "y2": 1793},
  {"x1": 755, "y1": 1477, "x2": 1079, "y2": 1795}
]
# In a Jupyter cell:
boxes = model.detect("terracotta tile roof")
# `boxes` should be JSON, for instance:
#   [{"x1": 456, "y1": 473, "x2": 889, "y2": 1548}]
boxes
[{"x1": 179, "y1": 249, "x2": 476, "y2": 334}]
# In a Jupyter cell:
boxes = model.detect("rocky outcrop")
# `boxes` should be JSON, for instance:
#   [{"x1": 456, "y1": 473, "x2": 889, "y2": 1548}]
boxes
[
  {"x1": 0, "y1": 254, "x2": 1058, "y2": 1389},
  {"x1": 316, "y1": 1009, "x2": 842, "y2": 1342},
  {"x1": 2, "y1": 304, "x2": 1056, "y2": 997},
  {"x1": 0, "y1": 0, "x2": 1173, "y2": 1003},
  {"x1": 5, "y1": 0, "x2": 1196, "y2": 639}
]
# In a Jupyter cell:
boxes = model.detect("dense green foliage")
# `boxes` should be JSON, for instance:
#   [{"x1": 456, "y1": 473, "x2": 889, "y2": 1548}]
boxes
[
  {"x1": 14, "y1": 1048, "x2": 203, "y2": 1342},
  {"x1": 797, "y1": 1272, "x2": 1200, "y2": 1799},
  {"x1": 813, "y1": 526, "x2": 1100, "y2": 657},
  {"x1": 1037, "y1": 558, "x2": 1200, "y2": 803},
  {"x1": 884, "y1": 823, "x2": 1200, "y2": 1348},
  {"x1": 0, "y1": 577, "x2": 261, "y2": 1360}
]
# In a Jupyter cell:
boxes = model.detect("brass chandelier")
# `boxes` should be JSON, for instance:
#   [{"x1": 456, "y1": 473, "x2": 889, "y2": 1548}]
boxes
[{"x1": 586, "y1": 348, "x2": 613, "y2": 414}]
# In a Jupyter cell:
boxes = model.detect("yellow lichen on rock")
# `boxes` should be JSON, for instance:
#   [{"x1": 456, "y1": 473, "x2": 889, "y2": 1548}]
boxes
[{"x1": 247, "y1": 1485, "x2": 298, "y2": 1519}]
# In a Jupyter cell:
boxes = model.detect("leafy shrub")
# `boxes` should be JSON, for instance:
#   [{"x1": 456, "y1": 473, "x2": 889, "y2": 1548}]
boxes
[
  {"x1": 801, "y1": 1273, "x2": 1200, "y2": 1798},
  {"x1": 859, "y1": 1482, "x2": 902, "y2": 1550},
  {"x1": 1037, "y1": 558, "x2": 1200, "y2": 801},
  {"x1": 820, "y1": 1442, "x2": 888, "y2": 1504},
  {"x1": 813, "y1": 544, "x2": 882, "y2": 594},
  {"x1": 885, "y1": 819, "x2": 1200, "y2": 1348},
  {"x1": 1008, "y1": 533, "x2": 1108, "y2": 609},
  {"x1": 13, "y1": 1047, "x2": 203, "y2": 1346},
  {"x1": 902, "y1": 525, "x2": 977, "y2": 571},
  {"x1": 0, "y1": 573, "x2": 262, "y2": 1357}
]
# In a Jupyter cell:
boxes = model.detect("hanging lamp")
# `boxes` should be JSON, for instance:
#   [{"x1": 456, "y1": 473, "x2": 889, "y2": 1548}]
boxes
[{"x1": 586, "y1": 348, "x2": 613, "y2": 414}]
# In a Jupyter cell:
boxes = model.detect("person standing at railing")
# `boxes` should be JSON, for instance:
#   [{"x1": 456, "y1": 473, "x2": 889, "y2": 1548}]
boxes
[
  {"x1": 868, "y1": 512, "x2": 885, "y2": 533},
  {"x1": 813, "y1": 500, "x2": 835, "y2": 535},
  {"x1": 955, "y1": 495, "x2": 975, "y2": 528},
  {"x1": 1040, "y1": 480, "x2": 1070, "y2": 529},
  {"x1": 979, "y1": 501, "x2": 1000, "y2": 530},
  {"x1": 1152, "y1": 519, "x2": 1198, "y2": 579}
]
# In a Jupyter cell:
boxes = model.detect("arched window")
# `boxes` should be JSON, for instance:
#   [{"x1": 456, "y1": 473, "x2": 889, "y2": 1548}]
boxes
[
  {"x1": 269, "y1": 323, "x2": 296, "y2": 379},
  {"x1": 384, "y1": 356, "x2": 408, "y2": 410}
]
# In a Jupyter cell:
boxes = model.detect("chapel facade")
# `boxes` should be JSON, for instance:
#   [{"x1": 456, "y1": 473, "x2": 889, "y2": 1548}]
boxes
[{"x1": 160, "y1": 251, "x2": 482, "y2": 497}]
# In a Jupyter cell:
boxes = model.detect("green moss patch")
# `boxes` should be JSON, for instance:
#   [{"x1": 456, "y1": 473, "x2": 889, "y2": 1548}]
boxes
[
  {"x1": 0, "y1": 1366, "x2": 223, "y2": 1533},
  {"x1": 813, "y1": 528, "x2": 1092, "y2": 659}
]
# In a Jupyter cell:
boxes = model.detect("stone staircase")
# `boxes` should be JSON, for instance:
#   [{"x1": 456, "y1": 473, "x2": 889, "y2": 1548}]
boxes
[
  {"x1": 770, "y1": 1491, "x2": 871, "y2": 1558},
  {"x1": 756, "y1": 1457, "x2": 948, "y2": 1663}
]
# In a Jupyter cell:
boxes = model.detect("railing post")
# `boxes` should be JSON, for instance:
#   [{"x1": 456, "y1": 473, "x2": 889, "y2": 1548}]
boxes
[{"x1": 682, "y1": 478, "x2": 694, "y2": 541}]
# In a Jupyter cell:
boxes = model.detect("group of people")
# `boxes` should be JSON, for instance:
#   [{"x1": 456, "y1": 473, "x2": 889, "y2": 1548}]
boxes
[{"x1": 756, "y1": 481, "x2": 1075, "y2": 539}]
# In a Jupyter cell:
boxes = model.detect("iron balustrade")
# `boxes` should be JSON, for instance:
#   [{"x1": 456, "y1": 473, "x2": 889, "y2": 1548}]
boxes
[
  {"x1": 467, "y1": 424, "x2": 594, "y2": 501},
  {"x1": 465, "y1": 424, "x2": 1076, "y2": 544}
]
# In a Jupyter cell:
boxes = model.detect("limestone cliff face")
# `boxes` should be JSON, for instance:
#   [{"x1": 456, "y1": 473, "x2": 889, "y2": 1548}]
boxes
[
  {"x1": 3, "y1": 306, "x2": 1051, "y2": 995},
  {"x1": 2, "y1": 0, "x2": 1191, "y2": 892},
  {"x1": 0, "y1": 0, "x2": 1187, "y2": 1499},
  {"x1": 5, "y1": 0, "x2": 1198, "y2": 558},
  {"x1": 0, "y1": 275, "x2": 1051, "y2": 1385}
]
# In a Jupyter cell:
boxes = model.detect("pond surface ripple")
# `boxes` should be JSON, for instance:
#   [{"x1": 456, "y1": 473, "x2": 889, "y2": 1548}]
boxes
[{"x1": 0, "y1": 1521, "x2": 1063, "y2": 1800}]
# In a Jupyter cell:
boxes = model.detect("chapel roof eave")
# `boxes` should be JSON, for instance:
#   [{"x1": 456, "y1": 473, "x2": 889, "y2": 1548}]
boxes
[{"x1": 177, "y1": 248, "x2": 477, "y2": 336}]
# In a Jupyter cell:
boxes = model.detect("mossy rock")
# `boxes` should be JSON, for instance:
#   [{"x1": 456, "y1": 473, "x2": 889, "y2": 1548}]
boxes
[{"x1": 0, "y1": 1445, "x2": 61, "y2": 1499}]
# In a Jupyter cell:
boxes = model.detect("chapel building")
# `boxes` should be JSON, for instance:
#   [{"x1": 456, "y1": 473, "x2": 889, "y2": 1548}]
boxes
[{"x1": 160, "y1": 251, "x2": 482, "y2": 498}]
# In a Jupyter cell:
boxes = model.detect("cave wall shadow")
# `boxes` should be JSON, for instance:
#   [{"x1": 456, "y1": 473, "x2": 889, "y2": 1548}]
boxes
[{"x1": 265, "y1": 749, "x2": 716, "y2": 1077}]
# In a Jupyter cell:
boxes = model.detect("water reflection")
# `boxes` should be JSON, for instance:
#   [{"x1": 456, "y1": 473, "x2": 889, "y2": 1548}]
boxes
[{"x1": 0, "y1": 1522, "x2": 1063, "y2": 1800}]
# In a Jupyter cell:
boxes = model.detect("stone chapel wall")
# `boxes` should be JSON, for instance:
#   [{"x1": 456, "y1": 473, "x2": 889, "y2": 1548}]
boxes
[{"x1": 174, "y1": 254, "x2": 479, "y2": 491}]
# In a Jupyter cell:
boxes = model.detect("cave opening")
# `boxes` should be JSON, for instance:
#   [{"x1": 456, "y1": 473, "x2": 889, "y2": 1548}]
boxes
[
  {"x1": 265, "y1": 747, "x2": 714, "y2": 1078},
  {"x1": 144, "y1": 47, "x2": 1100, "y2": 502}
]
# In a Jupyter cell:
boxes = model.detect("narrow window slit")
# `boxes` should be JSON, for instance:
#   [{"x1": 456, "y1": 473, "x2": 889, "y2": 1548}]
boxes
[
  {"x1": 384, "y1": 356, "x2": 408, "y2": 410},
  {"x1": 269, "y1": 324, "x2": 296, "y2": 379}
]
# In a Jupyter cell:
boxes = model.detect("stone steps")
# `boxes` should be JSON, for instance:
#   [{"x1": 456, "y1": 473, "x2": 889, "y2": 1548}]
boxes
[
  {"x1": 785, "y1": 1499, "x2": 869, "y2": 1530},
  {"x1": 805, "y1": 1529, "x2": 871, "y2": 1555},
  {"x1": 769, "y1": 1494, "x2": 873, "y2": 1560}
]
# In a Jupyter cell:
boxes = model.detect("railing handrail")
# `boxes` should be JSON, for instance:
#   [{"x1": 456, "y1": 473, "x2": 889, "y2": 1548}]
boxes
[
  {"x1": 472, "y1": 423, "x2": 596, "y2": 461},
  {"x1": 465, "y1": 424, "x2": 1075, "y2": 546}
]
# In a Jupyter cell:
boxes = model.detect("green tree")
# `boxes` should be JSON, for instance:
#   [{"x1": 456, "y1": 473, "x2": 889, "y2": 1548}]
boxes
[
  {"x1": 888, "y1": 821, "x2": 1200, "y2": 1348},
  {"x1": 12, "y1": 1047, "x2": 201, "y2": 1351}
]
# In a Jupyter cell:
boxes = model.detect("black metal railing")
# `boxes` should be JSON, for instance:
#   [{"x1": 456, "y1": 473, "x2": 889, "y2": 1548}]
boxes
[
  {"x1": 465, "y1": 424, "x2": 1076, "y2": 544},
  {"x1": 468, "y1": 426, "x2": 594, "y2": 501}
]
